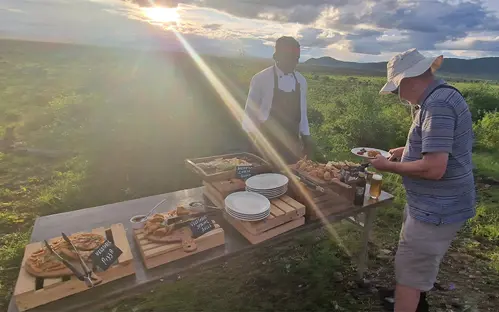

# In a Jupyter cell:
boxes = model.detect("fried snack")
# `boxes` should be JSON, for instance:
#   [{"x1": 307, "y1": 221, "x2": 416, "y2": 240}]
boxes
[
  {"x1": 176, "y1": 206, "x2": 190, "y2": 216},
  {"x1": 144, "y1": 214, "x2": 165, "y2": 235},
  {"x1": 367, "y1": 150, "x2": 381, "y2": 158},
  {"x1": 294, "y1": 157, "x2": 362, "y2": 183}
]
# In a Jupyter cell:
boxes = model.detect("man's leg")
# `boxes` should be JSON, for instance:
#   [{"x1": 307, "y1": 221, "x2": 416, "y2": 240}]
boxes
[
  {"x1": 394, "y1": 285, "x2": 421, "y2": 312},
  {"x1": 395, "y1": 210, "x2": 464, "y2": 312}
]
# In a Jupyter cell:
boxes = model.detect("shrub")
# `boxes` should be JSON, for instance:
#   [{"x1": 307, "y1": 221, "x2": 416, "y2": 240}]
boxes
[
  {"x1": 460, "y1": 83, "x2": 499, "y2": 122},
  {"x1": 313, "y1": 85, "x2": 411, "y2": 158},
  {"x1": 474, "y1": 111, "x2": 499, "y2": 151}
]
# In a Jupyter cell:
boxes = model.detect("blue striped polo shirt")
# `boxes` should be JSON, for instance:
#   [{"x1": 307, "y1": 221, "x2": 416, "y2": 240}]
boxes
[{"x1": 401, "y1": 79, "x2": 476, "y2": 225}]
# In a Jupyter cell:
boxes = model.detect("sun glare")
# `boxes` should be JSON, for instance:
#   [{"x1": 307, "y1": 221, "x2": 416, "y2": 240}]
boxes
[{"x1": 142, "y1": 7, "x2": 179, "y2": 23}]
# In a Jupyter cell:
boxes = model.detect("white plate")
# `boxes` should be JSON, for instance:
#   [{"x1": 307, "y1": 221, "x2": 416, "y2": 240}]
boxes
[
  {"x1": 225, "y1": 209, "x2": 270, "y2": 222},
  {"x1": 225, "y1": 211, "x2": 270, "y2": 221},
  {"x1": 225, "y1": 206, "x2": 270, "y2": 217},
  {"x1": 246, "y1": 185, "x2": 288, "y2": 191},
  {"x1": 224, "y1": 191, "x2": 270, "y2": 215},
  {"x1": 351, "y1": 147, "x2": 390, "y2": 159},
  {"x1": 246, "y1": 189, "x2": 287, "y2": 199},
  {"x1": 246, "y1": 187, "x2": 287, "y2": 195},
  {"x1": 245, "y1": 173, "x2": 289, "y2": 190}
]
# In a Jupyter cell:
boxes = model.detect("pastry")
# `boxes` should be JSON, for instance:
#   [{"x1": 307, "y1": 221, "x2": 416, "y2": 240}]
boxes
[
  {"x1": 57, "y1": 233, "x2": 105, "y2": 261},
  {"x1": 25, "y1": 245, "x2": 72, "y2": 278}
]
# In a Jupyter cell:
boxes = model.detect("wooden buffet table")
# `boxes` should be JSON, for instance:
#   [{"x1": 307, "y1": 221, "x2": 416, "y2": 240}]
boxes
[{"x1": 8, "y1": 185, "x2": 393, "y2": 312}]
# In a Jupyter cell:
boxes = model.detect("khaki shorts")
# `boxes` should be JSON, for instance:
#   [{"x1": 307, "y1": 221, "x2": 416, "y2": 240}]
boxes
[{"x1": 395, "y1": 207, "x2": 464, "y2": 291}]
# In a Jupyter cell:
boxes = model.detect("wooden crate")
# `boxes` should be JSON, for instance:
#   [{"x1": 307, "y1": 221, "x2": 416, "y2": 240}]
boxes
[
  {"x1": 204, "y1": 182, "x2": 306, "y2": 244},
  {"x1": 13, "y1": 224, "x2": 135, "y2": 312},
  {"x1": 133, "y1": 217, "x2": 225, "y2": 269},
  {"x1": 202, "y1": 179, "x2": 246, "y2": 206},
  {"x1": 289, "y1": 182, "x2": 354, "y2": 220}
]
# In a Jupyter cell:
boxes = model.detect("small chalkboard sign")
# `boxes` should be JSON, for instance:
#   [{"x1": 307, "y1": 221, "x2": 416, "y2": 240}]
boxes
[
  {"x1": 90, "y1": 240, "x2": 123, "y2": 271},
  {"x1": 189, "y1": 215, "x2": 215, "y2": 239},
  {"x1": 236, "y1": 165, "x2": 253, "y2": 180}
]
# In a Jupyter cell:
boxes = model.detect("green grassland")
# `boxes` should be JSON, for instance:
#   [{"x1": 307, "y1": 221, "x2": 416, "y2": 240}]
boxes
[{"x1": 1, "y1": 39, "x2": 499, "y2": 311}]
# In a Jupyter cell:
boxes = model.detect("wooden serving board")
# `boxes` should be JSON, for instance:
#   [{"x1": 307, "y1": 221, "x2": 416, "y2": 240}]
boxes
[
  {"x1": 289, "y1": 164, "x2": 355, "y2": 202},
  {"x1": 133, "y1": 215, "x2": 225, "y2": 269},
  {"x1": 204, "y1": 182, "x2": 306, "y2": 244},
  {"x1": 288, "y1": 181, "x2": 354, "y2": 221},
  {"x1": 13, "y1": 224, "x2": 134, "y2": 312}
]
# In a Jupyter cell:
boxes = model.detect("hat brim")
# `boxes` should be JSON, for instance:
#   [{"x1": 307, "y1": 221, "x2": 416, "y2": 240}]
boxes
[{"x1": 379, "y1": 55, "x2": 444, "y2": 95}]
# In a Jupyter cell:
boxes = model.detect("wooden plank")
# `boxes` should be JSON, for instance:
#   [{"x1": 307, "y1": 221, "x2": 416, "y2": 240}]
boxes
[
  {"x1": 269, "y1": 204, "x2": 285, "y2": 217},
  {"x1": 143, "y1": 229, "x2": 225, "y2": 269},
  {"x1": 314, "y1": 194, "x2": 333, "y2": 204},
  {"x1": 43, "y1": 277, "x2": 63, "y2": 289},
  {"x1": 211, "y1": 179, "x2": 245, "y2": 197},
  {"x1": 306, "y1": 198, "x2": 353, "y2": 221},
  {"x1": 271, "y1": 198, "x2": 294, "y2": 213},
  {"x1": 91, "y1": 227, "x2": 106, "y2": 237},
  {"x1": 281, "y1": 195, "x2": 305, "y2": 210},
  {"x1": 225, "y1": 215, "x2": 305, "y2": 245},
  {"x1": 16, "y1": 260, "x2": 135, "y2": 312},
  {"x1": 143, "y1": 227, "x2": 224, "y2": 258},
  {"x1": 203, "y1": 182, "x2": 226, "y2": 205},
  {"x1": 140, "y1": 223, "x2": 221, "y2": 259},
  {"x1": 238, "y1": 207, "x2": 305, "y2": 235},
  {"x1": 203, "y1": 186, "x2": 224, "y2": 208},
  {"x1": 13, "y1": 242, "x2": 40, "y2": 296},
  {"x1": 110, "y1": 223, "x2": 133, "y2": 264}
]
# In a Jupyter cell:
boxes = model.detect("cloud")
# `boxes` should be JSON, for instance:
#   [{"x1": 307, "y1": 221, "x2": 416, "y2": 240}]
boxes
[
  {"x1": 296, "y1": 27, "x2": 342, "y2": 48},
  {"x1": 311, "y1": 0, "x2": 499, "y2": 55}
]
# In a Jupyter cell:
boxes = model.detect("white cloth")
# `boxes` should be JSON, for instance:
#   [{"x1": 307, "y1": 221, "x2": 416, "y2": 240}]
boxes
[{"x1": 242, "y1": 65, "x2": 310, "y2": 135}]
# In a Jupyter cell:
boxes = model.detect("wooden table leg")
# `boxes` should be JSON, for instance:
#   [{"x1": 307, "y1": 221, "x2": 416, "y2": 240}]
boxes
[{"x1": 357, "y1": 208, "x2": 376, "y2": 280}]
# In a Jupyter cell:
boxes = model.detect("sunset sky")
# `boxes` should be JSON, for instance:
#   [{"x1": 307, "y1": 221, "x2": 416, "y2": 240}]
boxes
[{"x1": 1, "y1": 0, "x2": 499, "y2": 62}]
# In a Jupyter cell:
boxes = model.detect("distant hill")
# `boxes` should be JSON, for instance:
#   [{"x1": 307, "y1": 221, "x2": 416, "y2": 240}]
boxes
[{"x1": 304, "y1": 56, "x2": 499, "y2": 81}]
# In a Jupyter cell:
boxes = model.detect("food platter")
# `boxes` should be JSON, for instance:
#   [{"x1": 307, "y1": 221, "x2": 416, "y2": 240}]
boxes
[
  {"x1": 351, "y1": 147, "x2": 391, "y2": 159},
  {"x1": 14, "y1": 224, "x2": 134, "y2": 312},
  {"x1": 292, "y1": 157, "x2": 361, "y2": 184},
  {"x1": 133, "y1": 206, "x2": 225, "y2": 269},
  {"x1": 185, "y1": 152, "x2": 271, "y2": 182}
]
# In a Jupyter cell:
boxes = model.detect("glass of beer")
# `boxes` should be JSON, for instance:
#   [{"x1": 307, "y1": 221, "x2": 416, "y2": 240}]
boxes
[{"x1": 369, "y1": 173, "x2": 383, "y2": 199}]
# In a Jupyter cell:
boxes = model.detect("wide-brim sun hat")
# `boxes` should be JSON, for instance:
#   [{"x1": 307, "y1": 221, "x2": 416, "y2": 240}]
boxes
[{"x1": 379, "y1": 48, "x2": 444, "y2": 94}]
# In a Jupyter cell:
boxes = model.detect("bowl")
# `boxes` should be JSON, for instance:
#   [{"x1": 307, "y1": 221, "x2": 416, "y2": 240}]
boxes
[{"x1": 130, "y1": 214, "x2": 147, "y2": 229}]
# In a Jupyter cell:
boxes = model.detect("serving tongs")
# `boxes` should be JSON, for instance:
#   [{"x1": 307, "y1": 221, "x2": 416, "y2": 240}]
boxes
[
  {"x1": 289, "y1": 168, "x2": 327, "y2": 193},
  {"x1": 43, "y1": 233, "x2": 102, "y2": 287}
]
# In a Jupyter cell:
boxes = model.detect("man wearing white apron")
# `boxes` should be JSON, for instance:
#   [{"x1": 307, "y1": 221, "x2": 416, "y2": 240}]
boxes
[{"x1": 242, "y1": 36, "x2": 315, "y2": 166}]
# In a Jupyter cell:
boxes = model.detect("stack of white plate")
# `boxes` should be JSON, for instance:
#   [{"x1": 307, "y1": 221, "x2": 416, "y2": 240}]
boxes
[
  {"x1": 245, "y1": 173, "x2": 289, "y2": 199},
  {"x1": 224, "y1": 191, "x2": 271, "y2": 221}
]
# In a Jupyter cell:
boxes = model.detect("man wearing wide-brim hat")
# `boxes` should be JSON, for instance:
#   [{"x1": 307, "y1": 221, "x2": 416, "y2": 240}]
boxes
[{"x1": 369, "y1": 49, "x2": 476, "y2": 312}]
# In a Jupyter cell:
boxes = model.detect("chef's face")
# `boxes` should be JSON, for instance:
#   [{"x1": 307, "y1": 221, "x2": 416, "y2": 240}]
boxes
[{"x1": 275, "y1": 49, "x2": 300, "y2": 73}]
